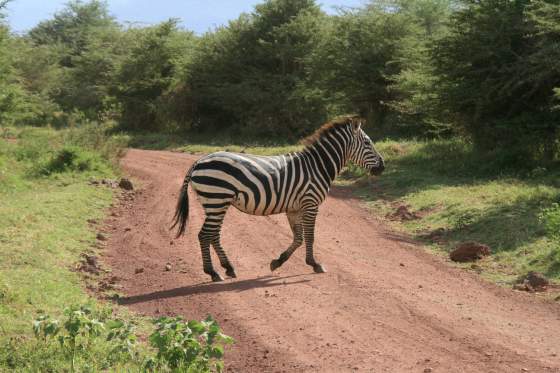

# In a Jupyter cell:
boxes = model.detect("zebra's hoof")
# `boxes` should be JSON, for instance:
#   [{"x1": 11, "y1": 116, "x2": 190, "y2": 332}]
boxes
[
  {"x1": 313, "y1": 264, "x2": 326, "y2": 273},
  {"x1": 270, "y1": 259, "x2": 282, "y2": 272},
  {"x1": 225, "y1": 268, "x2": 237, "y2": 278},
  {"x1": 211, "y1": 273, "x2": 224, "y2": 282}
]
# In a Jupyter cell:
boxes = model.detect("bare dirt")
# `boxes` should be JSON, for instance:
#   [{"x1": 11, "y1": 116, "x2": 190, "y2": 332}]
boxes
[{"x1": 103, "y1": 149, "x2": 560, "y2": 373}]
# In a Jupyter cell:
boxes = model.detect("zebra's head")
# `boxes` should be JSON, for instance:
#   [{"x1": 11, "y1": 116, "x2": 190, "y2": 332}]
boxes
[{"x1": 347, "y1": 118, "x2": 385, "y2": 176}]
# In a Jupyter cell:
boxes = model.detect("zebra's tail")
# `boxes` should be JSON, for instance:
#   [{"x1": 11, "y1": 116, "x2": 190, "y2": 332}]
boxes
[{"x1": 171, "y1": 165, "x2": 194, "y2": 238}]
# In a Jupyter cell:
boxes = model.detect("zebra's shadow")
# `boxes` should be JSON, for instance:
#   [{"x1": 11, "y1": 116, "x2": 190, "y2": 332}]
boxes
[{"x1": 118, "y1": 274, "x2": 311, "y2": 305}]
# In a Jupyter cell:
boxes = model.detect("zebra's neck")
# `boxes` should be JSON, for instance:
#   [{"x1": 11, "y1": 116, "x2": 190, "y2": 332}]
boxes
[{"x1": 298, "y1": 129, "x2": 349, "y2": 187}]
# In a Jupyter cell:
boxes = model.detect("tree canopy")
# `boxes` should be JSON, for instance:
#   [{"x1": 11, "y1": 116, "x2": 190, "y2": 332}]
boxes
[{"x1": 1, "y1": 0, "x2": 560, "y2": 160}]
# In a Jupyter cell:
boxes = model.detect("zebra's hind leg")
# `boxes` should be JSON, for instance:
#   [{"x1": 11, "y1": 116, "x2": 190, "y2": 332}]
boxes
[
  {"x1": 198, "y1": 207, "x2": 230, "y2": 282},
  {"x1": 270, "y1": 212, "x2": 303, "y2": 271},
  {"x1": 212, "y1": 236, "x2": 236, "y2": 278},
  {"x1": 302, "y1": 207, "x2": 326, "y2": 274}
]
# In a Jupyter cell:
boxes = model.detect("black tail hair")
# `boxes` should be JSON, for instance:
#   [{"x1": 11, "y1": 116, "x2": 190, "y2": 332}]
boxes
[{"x1": 170, "y1": 170, "x2": 192, "y2": 238}]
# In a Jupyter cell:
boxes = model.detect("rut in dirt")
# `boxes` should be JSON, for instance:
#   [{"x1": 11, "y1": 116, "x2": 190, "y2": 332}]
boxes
[{"x1": 103, "y1": 148, "x2": 560, "y2": 373}]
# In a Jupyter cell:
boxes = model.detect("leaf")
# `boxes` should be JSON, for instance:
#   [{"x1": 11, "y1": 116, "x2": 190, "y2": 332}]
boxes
[
  {"x1": 209, "y1": 345, "x2": 224, "y2": 359},
  {"x1": 105, "y1": 319, "x2": 124, "y2": 329},
  {"x1": 215, "y1": 360, "x2": 225, "y2": 373}
]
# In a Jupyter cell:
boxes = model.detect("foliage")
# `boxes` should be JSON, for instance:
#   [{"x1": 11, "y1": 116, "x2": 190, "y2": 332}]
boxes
[
  {"x1": 307, "y1": 5, "x2": 410, "y2": 127},
  {"x1": 434, "y1": 0, "x2": 560, "y2": 158},
  {"x1": 30, "y1": 310, "x2": 233, "y2": 373},
  {"x1": 113, "y1": 20, "x2": 196, "y2": 131},
  {"x1": 539, "y1": 203, "x2": 560, "y2": 241},
  {"x1": 38, "y1": 145, "x2": 109, "y2": 175},
  {"x1": 144, "y1": 316, "x2": 233, "y2": 372},
  {"x1": 1, "y1": 0, "x2": 560, "y2": 159},
  {"x1": 189, "y1": 0, "x2": 327, "y2": 137},
  {"x1": 33, "y1": 306, "x2": 109, "y2": 373}
]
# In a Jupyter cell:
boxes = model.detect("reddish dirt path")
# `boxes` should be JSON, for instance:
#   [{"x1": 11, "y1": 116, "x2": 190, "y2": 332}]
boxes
[{"x1": 104, "y1": 149, "x2": 560, "y2": 373}]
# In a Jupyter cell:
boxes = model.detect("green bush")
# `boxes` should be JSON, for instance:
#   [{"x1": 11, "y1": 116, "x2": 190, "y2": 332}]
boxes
[
  {"x1": 39, "y1": 145, "x2": 108, "y2": 175},
  {"x1": 145, "y1": 316, "x2": 233, "y2": 373},
  {"x1": 30, "y1": 305, "x2": 139, "y2": 372},
  {"x1": 539, "y1": 203, "x2": 560, "y2": 241},
  {"x1": 24, "y1": 307, "x2": 233, "y2": 373}
]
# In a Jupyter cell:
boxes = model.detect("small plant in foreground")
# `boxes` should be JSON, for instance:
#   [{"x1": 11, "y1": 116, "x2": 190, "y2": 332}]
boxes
[
  {"x1": 33, "y1": 305, "x2": 137, "y2": 372},
  {"x1": 144, "y1": 316, "x2": 233, "y2": 373},
  {"x1": 32, "y1": 306, "x2": 233, "y2": 373}
]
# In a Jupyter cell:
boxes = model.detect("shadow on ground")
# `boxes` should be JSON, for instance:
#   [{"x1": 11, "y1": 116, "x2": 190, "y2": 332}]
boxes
[{"x1": 118, "y1": 274, "x2": 312, "y2": 305}]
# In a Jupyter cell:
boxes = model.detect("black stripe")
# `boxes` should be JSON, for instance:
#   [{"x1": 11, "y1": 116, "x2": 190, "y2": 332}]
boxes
[
  {"x1": 197, "y1": 191, "x2": 234, "y2": 199},
  {"x1": 202, "y1": 202, "x2": 230, "y2": 209},
  {"x1": 195, "y1": 161, "x2": 261, "y2": 210}
]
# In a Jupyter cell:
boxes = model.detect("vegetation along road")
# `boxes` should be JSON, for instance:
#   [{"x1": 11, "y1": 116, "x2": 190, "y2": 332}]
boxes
[{"x1": 104, "y1": 148, "x2": 560, "y2": 373}]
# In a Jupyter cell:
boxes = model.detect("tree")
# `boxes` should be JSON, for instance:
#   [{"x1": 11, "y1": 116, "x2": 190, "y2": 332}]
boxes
[
  {"x1": 113, "y1": 20, "x2": 196, "y2": 131},
  {"x1": 189, "y1": 0, "x2": 327, "y2": 138},
  {"x1": 306, "y1": 5, "x2": 412, "y2": 130},
  {"x1": 434, "y1": 0, "x2": 560, "y2": 159},
  {"x1": 28, "y1": 0, "x2": 122, "y2": 117}
]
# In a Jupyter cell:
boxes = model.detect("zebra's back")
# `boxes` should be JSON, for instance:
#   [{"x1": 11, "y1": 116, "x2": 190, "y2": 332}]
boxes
[{"x1": 190, "y1": 151, "x2": 310, "y2": 216}]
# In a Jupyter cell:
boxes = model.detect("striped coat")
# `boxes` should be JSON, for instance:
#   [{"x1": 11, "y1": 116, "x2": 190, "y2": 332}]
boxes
[{"x1": 172, "y1": 116, "x2": 385, "y2": 281}]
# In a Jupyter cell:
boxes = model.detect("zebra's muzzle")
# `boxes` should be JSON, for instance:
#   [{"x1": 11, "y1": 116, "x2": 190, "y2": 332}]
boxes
[{"x1": 370, "y1": 163, "x2": 385, "y2": 176}]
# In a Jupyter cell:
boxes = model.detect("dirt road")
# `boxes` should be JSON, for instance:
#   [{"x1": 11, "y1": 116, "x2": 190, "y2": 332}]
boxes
[{"x1": 103, "y1": 149, "x2": 560, "y2": 372}]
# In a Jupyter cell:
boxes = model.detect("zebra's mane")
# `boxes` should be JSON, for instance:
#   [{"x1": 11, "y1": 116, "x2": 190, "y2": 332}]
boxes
[{"x1": 301, "y1": 114, "x2": 363, "y2": 147}]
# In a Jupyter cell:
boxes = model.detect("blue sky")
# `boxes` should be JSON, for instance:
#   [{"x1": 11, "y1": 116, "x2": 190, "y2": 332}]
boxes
[{"x1": 5, "y1": 0, "x2": 367, "y2": 33}]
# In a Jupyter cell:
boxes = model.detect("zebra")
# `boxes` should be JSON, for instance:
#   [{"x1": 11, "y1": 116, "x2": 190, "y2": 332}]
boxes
[{"x1": 171, "y1": 115, "x2": 385, "y2": 282}]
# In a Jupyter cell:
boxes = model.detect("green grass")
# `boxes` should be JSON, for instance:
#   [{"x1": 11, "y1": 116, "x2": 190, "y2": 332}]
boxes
[
  {"x1": 0, "y1": 125, "x2": 145, "y2": 371},
  {"x1": 345, "y1": 139, "x2": 560, "y2": 284}
]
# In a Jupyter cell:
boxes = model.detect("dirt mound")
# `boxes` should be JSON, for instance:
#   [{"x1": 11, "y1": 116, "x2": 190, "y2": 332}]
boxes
[
  {"x1": 514, "y1": 272, "x2": 550, "y2": 292},
  {"x1": 387, "y1": 205, "x2": 420, "y2": 221},
  {"x1": 119, "y1": 177, "x2": 134, "y2": 190},
  {"x1": 450, "y1": 242, "x2": 491, "y2": 262}
]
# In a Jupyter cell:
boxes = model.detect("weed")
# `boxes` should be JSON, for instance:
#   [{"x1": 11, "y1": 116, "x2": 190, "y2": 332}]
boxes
[{"x1": 145, "y1": 316, "x2": 233, "y2": 372}]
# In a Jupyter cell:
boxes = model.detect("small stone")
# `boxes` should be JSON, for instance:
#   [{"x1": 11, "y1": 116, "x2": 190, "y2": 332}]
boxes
[
  {"x1": 134, "y1": 267, "x2": 144, "y2": 274},
  {"x1": 399, "y1": 263, "x2": 405, "y2": 267},
  {"x1": 424, "y1": 368, "x2": 433, "y2": 373},
  {"x1": 96, "y1": 233, "x2": 107, "y2": 241},
  {"x1": 165, "y1": 263, "x2": 172, "y2": 271},
  {"x1": 124, "y1": 227, "x2": 131, "y2": 232}
]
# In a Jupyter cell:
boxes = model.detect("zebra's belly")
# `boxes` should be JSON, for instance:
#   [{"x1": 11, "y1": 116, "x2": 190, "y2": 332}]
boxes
[{"x1": 231, "y1": 192, "x2": 298, "y2": 216}]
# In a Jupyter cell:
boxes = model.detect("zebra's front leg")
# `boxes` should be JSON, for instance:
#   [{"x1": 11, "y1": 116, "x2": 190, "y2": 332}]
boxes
[
  {"x1": 270, "y1": 212, "x2": 303, "y2": 271},
  {"x1": 302, "y1": 207, "x2": 326, "y2": 273}
]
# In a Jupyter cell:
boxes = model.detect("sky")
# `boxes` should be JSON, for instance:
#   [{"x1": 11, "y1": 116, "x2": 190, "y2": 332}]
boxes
[{"x1": 5, "y1": 0, "x2": 367, "y2": 34}]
